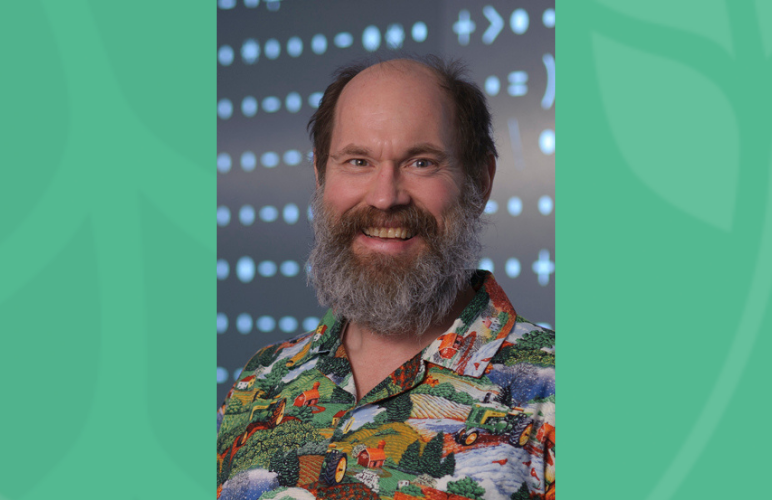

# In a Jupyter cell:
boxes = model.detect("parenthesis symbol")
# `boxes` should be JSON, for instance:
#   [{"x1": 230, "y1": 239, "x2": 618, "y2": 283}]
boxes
[{"x1": 542, "y1": 53, "x2": 555, "y2": 110}]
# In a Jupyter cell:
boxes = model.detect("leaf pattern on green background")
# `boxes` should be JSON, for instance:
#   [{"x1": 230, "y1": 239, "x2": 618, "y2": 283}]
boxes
[
  {"x1": 0, "y1": 223, "x2": 100, "y2": 499},
  {"x1": 583, "y1": 2, "x2": 772, "y2": 500},
  {"x1": 596, "y1": 0, "x2": 734, "y2": 55},
  {"x1": 754, "y1": 0, "x2": 772, "y2": 57},
  {"x1": 593, "y1": 33, "x2": 739, "y2": 231},
  {"x1": 141, "y1": 195, "x2": 213, "y2": 494},
  {"x1": 0, "y1": 0, "x2": 69, "y2": 246},
  {"x1": 3, "y1": 0, "x2": 771, "y2": 499},
  {"x1": 84, "y1": 0, "x2": 212, "y2": 172},
  {"x1": 0, "y1": 1, "x2": 213, "y2": 499}
]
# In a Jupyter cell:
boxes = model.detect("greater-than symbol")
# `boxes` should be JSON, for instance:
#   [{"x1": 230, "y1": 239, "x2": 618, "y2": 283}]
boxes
[{"x1": 482, "y1": 6, "x2": 504, "y2": 44}]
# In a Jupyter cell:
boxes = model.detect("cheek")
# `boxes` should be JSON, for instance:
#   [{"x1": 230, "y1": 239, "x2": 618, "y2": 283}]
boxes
[
  {"x1": 421, "y1": 185, "x2": 463, "y2": 214},
  {"x1": 322, "y1": 183, "x2": 360, "y2": 214}
]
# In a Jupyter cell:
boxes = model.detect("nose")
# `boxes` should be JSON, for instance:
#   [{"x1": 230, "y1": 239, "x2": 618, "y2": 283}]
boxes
[{"x1": 365, "y1": 162, "x2": 411, "y2": 210}]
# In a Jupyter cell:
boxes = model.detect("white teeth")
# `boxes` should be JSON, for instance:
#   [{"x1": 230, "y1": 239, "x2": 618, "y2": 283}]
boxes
[{"x1": 364, "y1": 227, "x2": 413, "y2": 239}]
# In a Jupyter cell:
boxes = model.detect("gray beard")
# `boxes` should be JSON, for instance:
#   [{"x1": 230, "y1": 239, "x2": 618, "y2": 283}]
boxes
[{"x1": 307, "y1": 186, "x2": 485, "y2": 337}]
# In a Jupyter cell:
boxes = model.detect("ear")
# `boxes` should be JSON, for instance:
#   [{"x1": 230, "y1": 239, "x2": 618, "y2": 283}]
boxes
[
  {"x1": 313, "y1": 149, "x2": 321, "y2": 188},
  {"x1": 479, "y1": 153, "x2": 497, "y2": 208}
]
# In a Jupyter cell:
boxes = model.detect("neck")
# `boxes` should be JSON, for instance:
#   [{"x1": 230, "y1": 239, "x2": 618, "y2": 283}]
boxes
[{"x1": 342, "y1": 284, "x2": 476, "y2": 400}]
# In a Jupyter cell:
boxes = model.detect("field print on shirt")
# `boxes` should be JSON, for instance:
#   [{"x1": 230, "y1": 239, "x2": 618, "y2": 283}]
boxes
[{"x1": 216, "y1": 273, "x2": 555, "y2": 500}]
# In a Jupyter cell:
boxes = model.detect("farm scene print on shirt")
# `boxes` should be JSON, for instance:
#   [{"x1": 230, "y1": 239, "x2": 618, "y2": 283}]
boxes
[{"x1": 217, "y1": 272, "x2": 556, "y2": 500}]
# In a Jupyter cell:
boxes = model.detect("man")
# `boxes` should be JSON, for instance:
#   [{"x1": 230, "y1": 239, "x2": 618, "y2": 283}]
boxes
[{"x1": 217, "y1": 56, "x2": 555, "y2": 500}]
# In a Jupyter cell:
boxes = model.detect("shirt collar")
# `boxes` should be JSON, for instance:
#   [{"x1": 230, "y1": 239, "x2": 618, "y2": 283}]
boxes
[
  {"x1": 420, "y1": 271, "x2": 517, "y2": 377},
  {"x1": 309, "y1": 309, "x2": 343, "y2": 355},
  {"x1": 309, "y1": 271, "x2": 517, "y2": 378}
]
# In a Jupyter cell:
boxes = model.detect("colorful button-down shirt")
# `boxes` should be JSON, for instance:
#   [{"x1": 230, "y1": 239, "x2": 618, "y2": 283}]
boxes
[{"x1": 217, "y1": 272, "x2": 555, "y2": 500}]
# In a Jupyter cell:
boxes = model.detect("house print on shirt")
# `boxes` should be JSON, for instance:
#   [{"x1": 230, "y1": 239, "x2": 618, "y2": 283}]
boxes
[
  {"x1": 331, "y1": 409, "x2": 346, "y2": 426},
  {"x1": 216, "y1": 273, "x2": 556, "y2": 500},
  {"x1": 293, "y1": 381, "x2": 321, "y2": 407},
  {"x1": 437, "y1": 333, "x2": 463, "y2": 359},
  {"x1": 235, "y1": 375, "x2": 255, "y2": 391},
  {"x1": 357, "y1": 440, "x2": 387, "y2": 468}
]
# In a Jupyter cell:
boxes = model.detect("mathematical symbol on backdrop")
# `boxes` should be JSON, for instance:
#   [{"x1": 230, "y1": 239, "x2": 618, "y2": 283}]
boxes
[
  {"x1": 481, "y1": 6, "x2": 504, "y2": 44},
  {"x1": 453, "y1": 10, "x2": 476, "y2": 46},
  {"x1": 508, "y1": 71, "x2": 528, "y2": 96},
  {"x1": 532, "y1": 250, "x2": 555, "y2": 286},
  {"x1": 455, "y1": 7, "x2": 534, "y2": 45},
  {"x1": 542, "y1": 54, "x2": 555, "y2": 109}
]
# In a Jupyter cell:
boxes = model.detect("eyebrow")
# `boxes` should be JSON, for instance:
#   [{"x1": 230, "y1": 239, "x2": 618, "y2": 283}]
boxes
[
  {"x1": 405, "y1": 143, "x2": 450, "y2": 163},
  {"x1": 330, "y1": 145, "x2": 371, "y2": 161},
  {"x1": 330, "y1": 143, "x2": 450, "y2": 163}
]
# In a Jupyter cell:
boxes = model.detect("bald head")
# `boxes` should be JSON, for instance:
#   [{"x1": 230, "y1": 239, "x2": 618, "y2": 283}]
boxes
[
  {"x1": 336, "y1": 60, "x2": 449, "y2": 121},
  {"x1": 308, "y1": 55, "x2": 497, "y2": 192},
  {"x1": 330, "y1": 61, "x2": 455, "y2": 171},
  {"x1": 342, "y1": 58, "x2": 444, "y2": 96}
]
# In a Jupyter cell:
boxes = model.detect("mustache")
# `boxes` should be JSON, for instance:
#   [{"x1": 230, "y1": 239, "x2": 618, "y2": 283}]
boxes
[
  {"x1": 331, "y1": 205, "x2": 440, "y2": 241},
  {"x1": 307, "y1": 184, "x2": 485, "y2": 337}
]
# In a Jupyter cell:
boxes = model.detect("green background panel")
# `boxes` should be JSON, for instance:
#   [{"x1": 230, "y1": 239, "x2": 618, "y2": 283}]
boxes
[
  {"x1": 560, "y1": 1, "x2": 771, "y2": 499},
  {"x1": 1, "y1": 0, "x2": 771, "y2": 499},
  {"x1": 0, "y1": 1, "x2": 213, "y2": 500}
]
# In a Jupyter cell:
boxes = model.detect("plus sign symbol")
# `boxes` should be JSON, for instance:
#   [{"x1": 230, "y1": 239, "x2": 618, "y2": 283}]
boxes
[
  {"x1": 532, "y1": 249, "x2": 555, "y2": 286},
  {"x1": 453, "y1": 9, "x2": 476, "y2": 46}
]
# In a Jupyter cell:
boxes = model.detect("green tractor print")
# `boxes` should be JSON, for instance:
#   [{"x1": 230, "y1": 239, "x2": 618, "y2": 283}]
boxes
[
  {"x1": 320, "y1": 444, "x2": 348, "y2": 486},
  {"x1": 455, "y1": 393, "x2": 534, "y2": 447}
]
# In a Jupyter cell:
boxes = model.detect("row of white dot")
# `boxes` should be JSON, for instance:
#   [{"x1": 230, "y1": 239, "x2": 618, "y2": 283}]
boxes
[
  {"x1": 217, "y1": 90, "x2": 555, "y2": 125},
  {"x1": 216, "y1": 302, "x2": 549, "y2": 382},
  {"x1": 478, "y1": 251, "x2": 555, "y2": 285},
  {"x1": 217, "y1": 10, "x2": 555, "y2": 70},
  {"x1": 218, "y1": 0, "x2": 279, "y2": 10},
  {"x1": 218, "y1": 22, "x2": 428, "y2": 68},
  {"x1": 217, "y1": 312, "x2": 319, "y2": 335},
  {"x1": 217, "y1": 311, "x2": 555, "y2": 385},
  {"x1": 453, "y1": 8, "x2": 554, "y2": 46},
  {"x1": 216, "y1": 196, "x2": 554, "y2": 230},
  {"x1": 220, "y1": 88, "x2": 525, "y2": 119},
  {"x1": 216, "y1": 130, "x2": 553, "y2": 173},
  {"x1": 217, "y1": 258, "x2": 303, "y2": 281},
  {"x1": 217, "y1": 204, "x2": 307, "y2": 227},
  {"x1": 217, "y1": 150, "x2": 311, "y2": 172},
  {"x1": 217, "y1": 92, "x2": 322, "y2": 119},
  {"x1": 218, "y1": 367, "x2": 240, "y2": 384},
  {"x1": 217, "y1": 253, "x2": 554, "y2": 283},
  {"x1": 216, "y1": 302, "x2": 554, "y2": 383},
  {"x1": 482, "y1": 195, "x2": 554, "y2": 216},
  {"x1": 216, "y1": 311, "x2": 555, "y2": 340},
  {"x1": 216, "y1": 1, "x2": 555, "y2": 32}
]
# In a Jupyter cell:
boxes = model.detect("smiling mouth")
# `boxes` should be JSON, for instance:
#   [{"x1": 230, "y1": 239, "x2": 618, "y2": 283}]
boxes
[{"x1": 362, "y1": 227, "x2": 414, "y2": 240}]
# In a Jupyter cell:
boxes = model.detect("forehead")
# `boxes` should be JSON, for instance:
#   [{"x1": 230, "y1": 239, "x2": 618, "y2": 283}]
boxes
[{"x1": 331, "y1": 61, "x2": 454, "y2": 148}]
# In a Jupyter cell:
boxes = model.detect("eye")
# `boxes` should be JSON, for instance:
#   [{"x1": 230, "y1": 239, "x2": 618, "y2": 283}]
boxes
[
  {"x1": 348, "y1": 158, "x2": 369, "y2": 167},
  {"x1": 411, "y1": 158, "x2": 434, "y2": 168}
]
